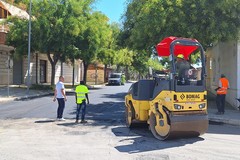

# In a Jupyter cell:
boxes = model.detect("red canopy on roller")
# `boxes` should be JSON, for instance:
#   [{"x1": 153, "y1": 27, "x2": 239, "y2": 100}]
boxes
[{"x1": 155, "y1": 36, "x2": 199, "y2": 59}]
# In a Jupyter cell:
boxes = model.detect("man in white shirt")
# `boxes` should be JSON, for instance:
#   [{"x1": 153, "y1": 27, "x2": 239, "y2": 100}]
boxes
[{"x1": 53, "y1": 76, "x2": 67, "y2": 120}]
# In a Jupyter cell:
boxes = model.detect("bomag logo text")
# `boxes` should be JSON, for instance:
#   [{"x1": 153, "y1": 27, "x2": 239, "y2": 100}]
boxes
[{"x1": 186, "y1": 94, "x2": 200, "y2": 99}]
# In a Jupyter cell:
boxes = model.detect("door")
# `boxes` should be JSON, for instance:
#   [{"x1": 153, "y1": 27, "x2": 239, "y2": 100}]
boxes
[
  {"x1": 13, "y1": 58, "x2": 22, "y2": 85},
  {"x1": 40, "y1": 60, "x2": 47, "y2": 83}
]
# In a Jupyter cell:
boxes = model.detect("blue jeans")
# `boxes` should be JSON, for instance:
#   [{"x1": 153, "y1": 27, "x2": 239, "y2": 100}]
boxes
[
  {"x1": 216, "y1": 94, "x2": 226, "y2": 113},
  {"x1": 76, "y1": 101, "x2": 87, "y2": 121},
  {"x1": 57, "y1": 98, "x2": 65, "y2": 118}
]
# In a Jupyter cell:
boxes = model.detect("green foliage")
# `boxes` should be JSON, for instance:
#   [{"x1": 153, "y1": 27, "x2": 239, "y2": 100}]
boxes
[
  {"x1": 6, "y1": 0, "x2": 122, "y2": 84},
  {"x1": 74, "y1": 12, "x2": 110, "y2": 64},
  {"x1": 95, "y1": 21, "x2": 120, "y2": 66},
  {"x1": 147, "y1": 57, "x2": 164, "y2": 71},
  {"x1": 121, "y1": 74, "x2": 126, "y2": 84},
  {"x1": 6, "y1": 17, "x2": 30, "y2": 55},
  {"x1": 131, "y1": 50, "x2": 149, "y2": 76},
  {"x1": 115, "y1": 48, "x2": 135, "y2": 66},
  {"x1": 32, "y1": 0, "x2": 88, "y2": 55},
  {"x1": 123, "y1": 0, "x2": 240, "y2": 50},
  {"x1": 98, "y1": 48, "x2": 116, "y2": 65},
  {"x1": 6, "y1": 0, "x2": 95, "y2": 85},
  {"x1": 72, "y1": 11, "x2": 114, "y2": 82},
  {"x1": 5, "y1": 0, "x2": 240, "y2": 83}
]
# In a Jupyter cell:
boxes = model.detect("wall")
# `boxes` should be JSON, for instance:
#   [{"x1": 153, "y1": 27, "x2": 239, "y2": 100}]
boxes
[
  {"x1": 206, "y1": 41, "x2": 238, "y2": 108},
  {"x1": 53, "y1": 59, "x2": 83, "y2": 84},
  {"x1": 87, "y1": 64, "x2": 105, "y2": 84},
  {"x1": 0, "y1": 52, "x2": 12, "y2": 85},
  {"x1": 61, "y1": 60, "x2": 73, "y2": 83},
  {"x1": 21, "y1": 53, "x2": 83, "y2": 85},
  {"x1": 0, "y1": 51, "x2": 94, "y2": 86},
  {"x1": 22, "y1": 54, "x2": 36, "y2": 85}
]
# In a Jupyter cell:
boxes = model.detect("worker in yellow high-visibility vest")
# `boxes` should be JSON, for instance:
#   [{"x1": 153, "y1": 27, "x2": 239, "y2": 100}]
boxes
[{"x1": 75, "y1": 81, "x2": 89, "y2": 123}]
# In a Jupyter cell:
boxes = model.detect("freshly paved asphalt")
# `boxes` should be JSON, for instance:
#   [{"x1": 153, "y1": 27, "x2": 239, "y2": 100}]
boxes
[{"x1": 0, "y1": 84, "x2": 239, "y2": 126}]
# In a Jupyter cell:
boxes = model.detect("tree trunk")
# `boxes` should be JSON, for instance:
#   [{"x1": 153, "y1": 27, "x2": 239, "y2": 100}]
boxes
[
  {"x1": 47, "y1": 52, "x2": 59, "y2": 86},
  {"x1": 104, "y1": 64, "x2": 107, "y2": 83},
  {"x1": 83, "y1": 61, "x2": 88, "y2": 83},
  {"x1": 95, "y1": 65, "x2": 98, "y2": 85},
  {"x1": 72, "y1": 59, "x2": 75, "y2": 88},
  {"x1": 116, "y1": 65, "x2": 120, "y2": 72},
  {"x1": 51, "y1": 65, "x2": 56, "y2": 86},
  {"x1": 35, "y1": 53, "x2": 38, "y2": 84},
  {"x1": 125, "y1": 65, "x2": 130, "y2": 81},
  {"x1": 61, "y1": 62, "x2": 63, "y2": 76}
]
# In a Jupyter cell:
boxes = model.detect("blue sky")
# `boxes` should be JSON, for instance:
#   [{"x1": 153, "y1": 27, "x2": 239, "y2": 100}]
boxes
[{"x1": 93, "y1": 0, "x2": 127, "y2": 23}]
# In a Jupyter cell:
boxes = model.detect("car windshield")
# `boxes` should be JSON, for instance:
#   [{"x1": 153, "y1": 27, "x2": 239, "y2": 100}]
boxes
[{"x1": 109, "y1": 74, "x2": 121, "y2": 78}]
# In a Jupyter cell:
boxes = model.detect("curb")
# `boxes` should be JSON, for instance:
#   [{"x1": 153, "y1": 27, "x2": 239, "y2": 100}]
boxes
[
  {"x1": 87, "y1": 84, "x2": 104, "y2": 89},
  {"x1": 209, "y1": 117, "x2": 240, "y2": 126},
  {"x1": 14, "y1": 93, "x2": 52, "y2": 101}
]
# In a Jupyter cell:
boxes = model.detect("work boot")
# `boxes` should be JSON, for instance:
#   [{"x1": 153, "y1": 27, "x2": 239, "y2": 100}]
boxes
[
  {"x1": 75, "y1": 120, "x2": 79, "y2": 123},
  {"x1": 80, "y1": 120, "x2": 87, "y2": 123}
]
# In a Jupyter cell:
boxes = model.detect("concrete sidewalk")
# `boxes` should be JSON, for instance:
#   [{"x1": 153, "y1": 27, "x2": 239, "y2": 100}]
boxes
[
  {"x1": 0, "y1": 86, "x2": 239, "y2": 126},
  {"x1": 0, "y1": 86, "x2": 53, "y2": 102},
  {"x1": 0, "y1": 84, "x2": 103, "y2": 102},
  {"x1": 207, "y1": 99, "x2": 240, "y2": 126}
]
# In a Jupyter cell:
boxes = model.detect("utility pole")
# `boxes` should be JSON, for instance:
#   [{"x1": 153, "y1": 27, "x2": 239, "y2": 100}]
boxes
[{"x1": 27, "y1": 0, "x2": 32, "y2": 95}]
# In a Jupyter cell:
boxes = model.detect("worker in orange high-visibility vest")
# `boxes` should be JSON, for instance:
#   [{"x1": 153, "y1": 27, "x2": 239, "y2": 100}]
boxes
[
  {"x1": 75, "y1": 81, "x2": 89, "y2": 123},
  {"x1": 215, "y1": 74, "x2": 230, "y2": 115}
]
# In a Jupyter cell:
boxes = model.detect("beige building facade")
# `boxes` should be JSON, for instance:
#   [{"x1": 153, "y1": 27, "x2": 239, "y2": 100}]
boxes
[
  {"x1": 15, "y1": 53, "x2": 84, "y2": 85},
  {"x1": 206, "y1": 40, "x2": 240, "y2": 109}
]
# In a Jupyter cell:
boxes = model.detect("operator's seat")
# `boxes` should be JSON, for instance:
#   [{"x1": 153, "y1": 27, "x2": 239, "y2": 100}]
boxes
[{"x1": 132, "y1": 80, "x2": 155, "y2": 100}]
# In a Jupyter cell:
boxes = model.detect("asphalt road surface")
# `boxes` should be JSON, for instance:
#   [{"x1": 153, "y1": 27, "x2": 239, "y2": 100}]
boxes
[{"x1": 0, "y1": 83, "x2": 240, "y2": 160}]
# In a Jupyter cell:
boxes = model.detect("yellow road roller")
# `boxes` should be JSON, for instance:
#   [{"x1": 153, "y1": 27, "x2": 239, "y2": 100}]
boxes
[{"x1": 125, "y1": 36, "x2": 208, "y2": 140}]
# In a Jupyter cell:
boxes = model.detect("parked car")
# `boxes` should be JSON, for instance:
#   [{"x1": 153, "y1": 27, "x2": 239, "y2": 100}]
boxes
[{"x1": 108, "y1": 73, "x2": 125, "y2": 85}]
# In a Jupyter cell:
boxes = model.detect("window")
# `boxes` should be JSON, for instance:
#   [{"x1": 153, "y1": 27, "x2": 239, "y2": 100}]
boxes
[{"x1": 0, "y1": 7, "x2": 8, "y2": 19}]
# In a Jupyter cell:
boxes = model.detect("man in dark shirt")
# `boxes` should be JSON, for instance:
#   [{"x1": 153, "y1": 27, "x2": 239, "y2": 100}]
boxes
[{"x1": 175, "y1": 54, "x2": 190, "y2": 84}]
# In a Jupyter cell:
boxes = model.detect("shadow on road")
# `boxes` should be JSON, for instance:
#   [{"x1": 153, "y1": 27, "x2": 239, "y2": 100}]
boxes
[
  {"x1": 112, "y1": 126, "x2": 204, "y2": 153},
  {"x1": 57, "y1": 94, "x2": 205, "y2": 153},
  {"x1": 57, "y1": 122, "x2": 78, "y2": 126},
  {"x1": 34, "y1": 119, "x2": 55, "y2": 123},
  {"x1": 100, "y1": 92, "x2": 126, "y2": 101}
]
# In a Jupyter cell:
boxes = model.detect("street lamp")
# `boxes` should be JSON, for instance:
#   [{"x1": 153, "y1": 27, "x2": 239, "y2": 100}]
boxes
[{"x1": 27, "y1": 0, "x2": 32, "y2": 95}]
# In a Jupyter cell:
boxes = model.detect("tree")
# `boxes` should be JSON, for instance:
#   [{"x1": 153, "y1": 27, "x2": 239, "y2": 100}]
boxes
[
  {"x1": 114, "y1": 48, "x2": 135, "y2": 80},
  {"x1": 131, "y1": 50, "x2": 149, "y2": 79},
  {"x1": 6, "y1": 17, "x2": 37, "y2": 56},
  {"x1": 7, "y1": 0, "x2": 94, "y2": 85},
  {"x1": 122, "y1": 0, "x2": 240, "y2": 50},
  {"x1": 147, "y1": 57, "x2": 164, "y2": 71},
  {"x1": 98, "y1": 48, "x2": 116, "y2": 82},
  {"x1": 33, "y1": 0, "x2": 94, "y2": 85},
  {"x1": 74, "y1": 11, "x2": 111, "y2": 82},
  {"x1": 97, "y1": 23, "x2": 121, "y2": 82}
]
